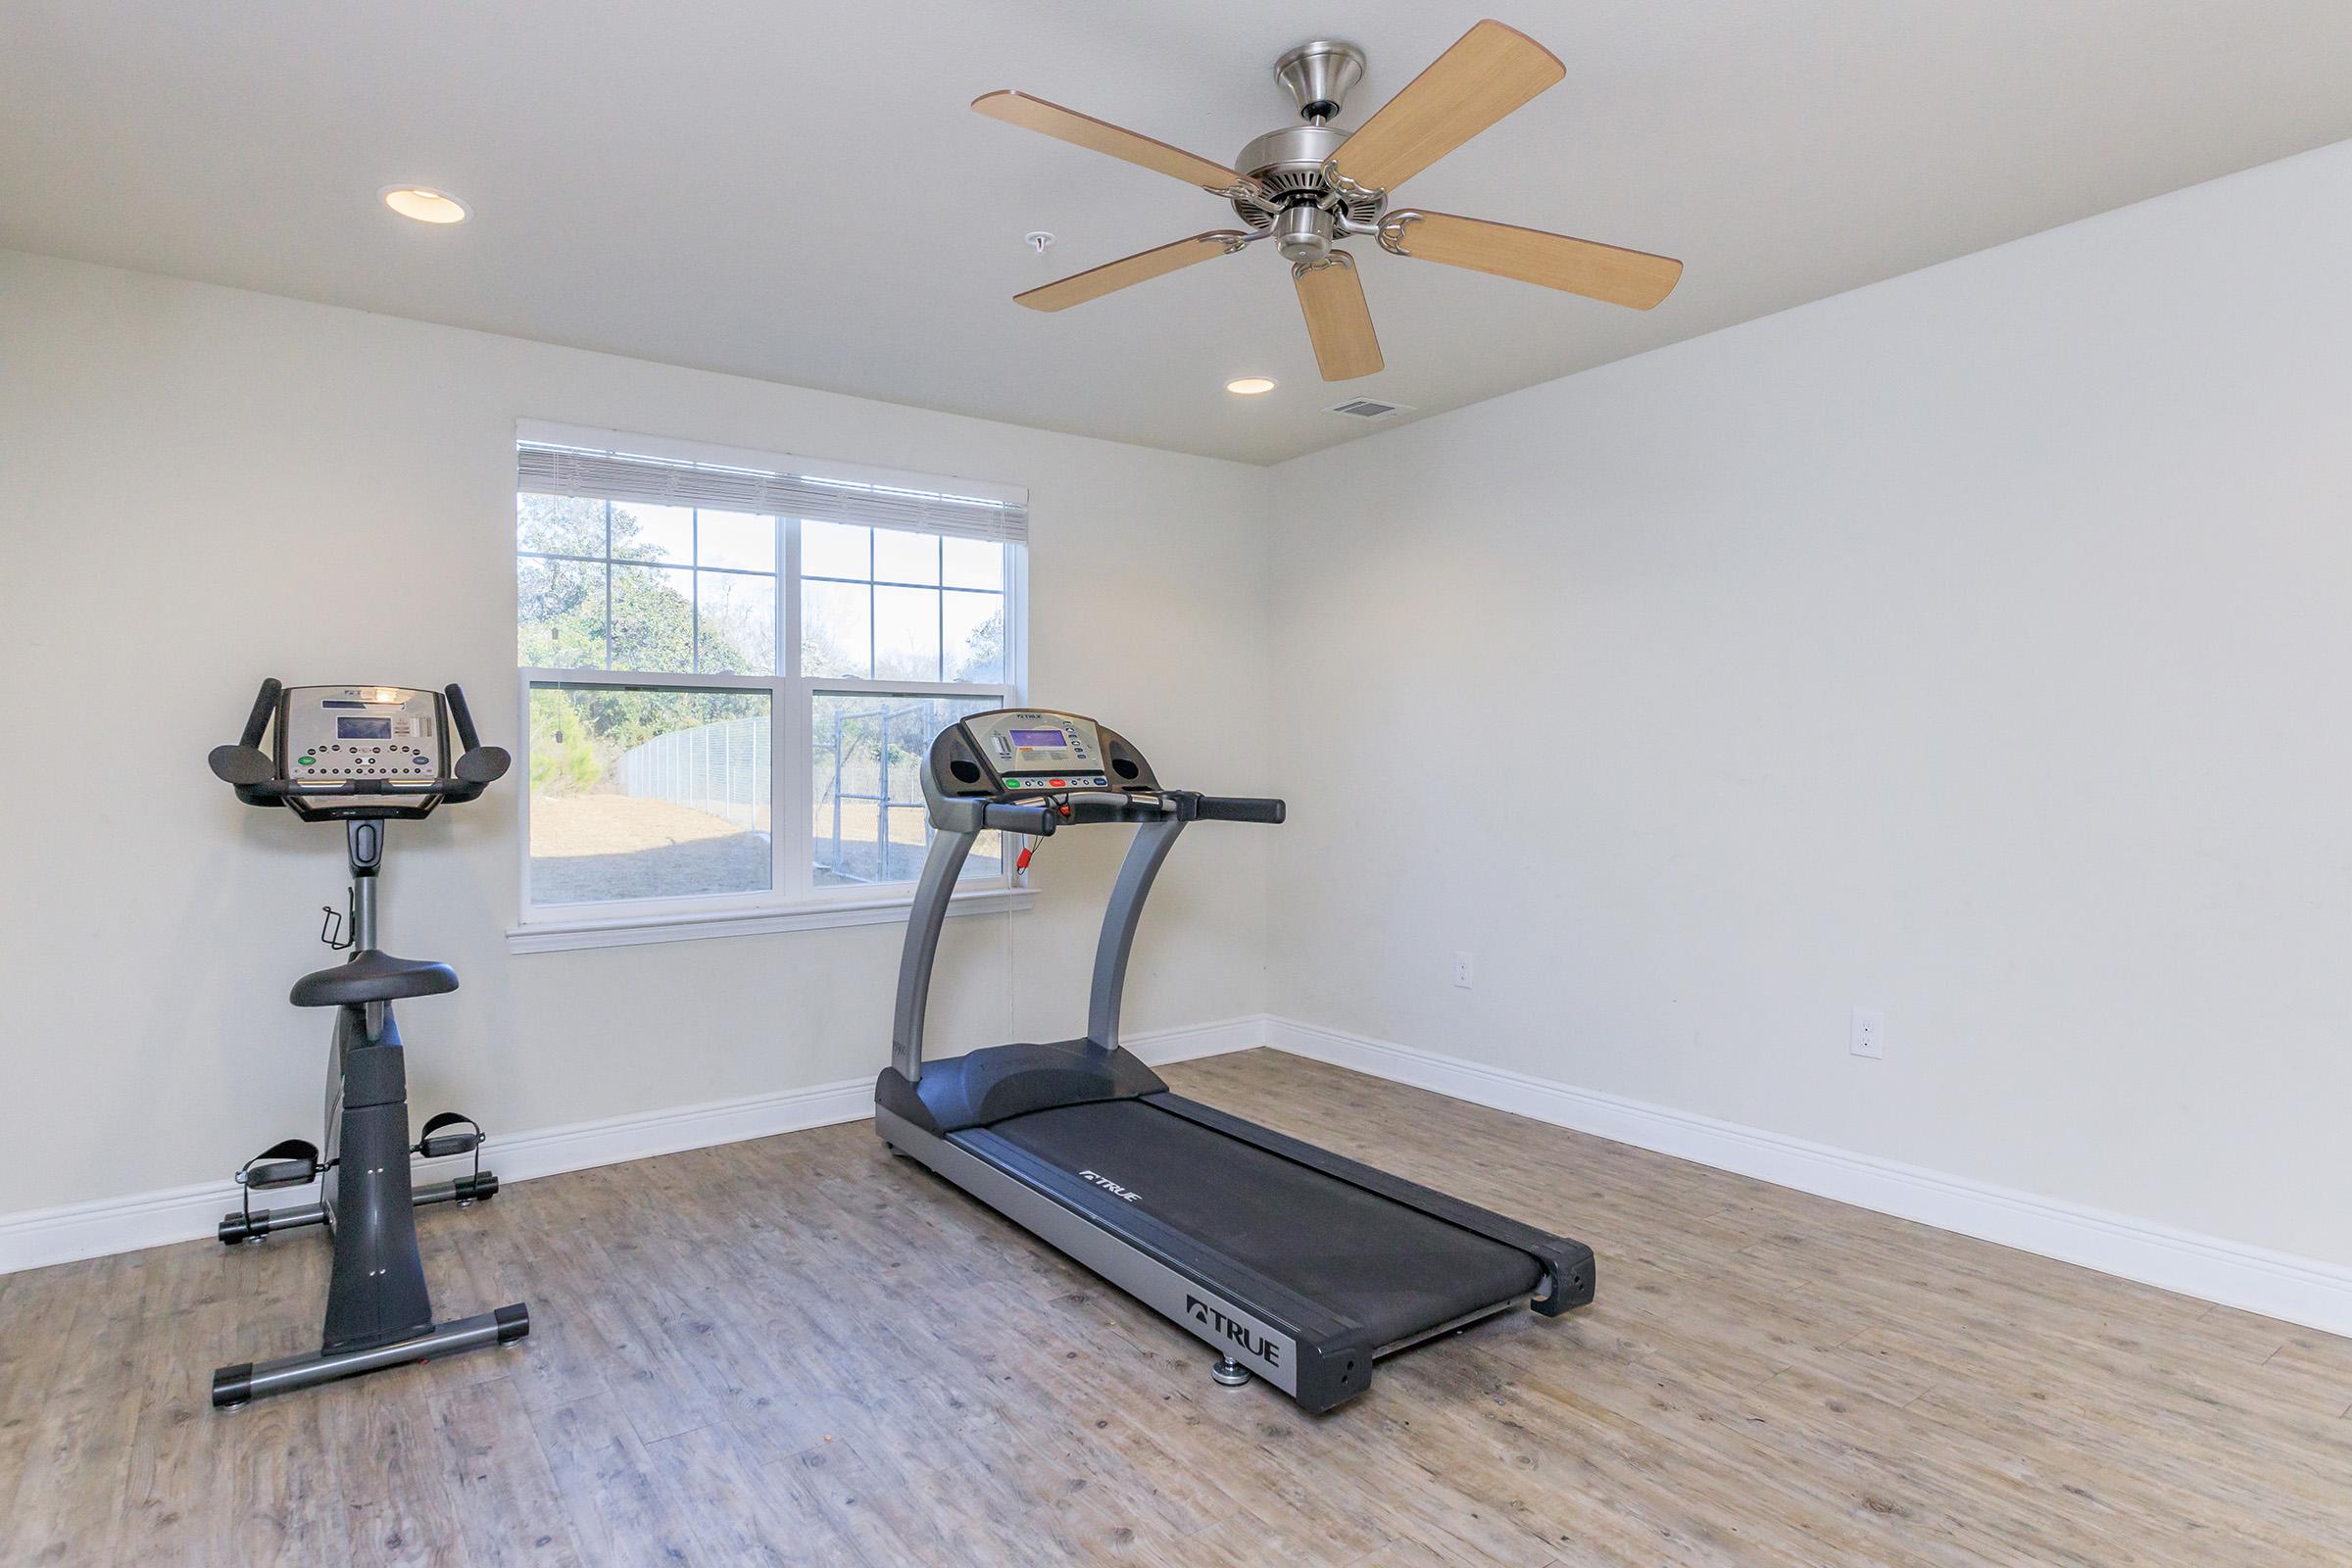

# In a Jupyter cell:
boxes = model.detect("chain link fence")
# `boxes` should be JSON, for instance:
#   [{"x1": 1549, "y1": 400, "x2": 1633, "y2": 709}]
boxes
[{"x1": 616, "y1": 715, "x2": 771, "y2": 830}]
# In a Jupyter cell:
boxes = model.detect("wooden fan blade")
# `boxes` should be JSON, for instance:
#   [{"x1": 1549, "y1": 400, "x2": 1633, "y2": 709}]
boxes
[
  {"x1": 973, "y1": 90, "x2": 1257, "y2": 195},
  {"x1": 1293, "y1": 252, "x2": 1383, "y2": 380},
  {"x1": 1016, "y1": 231, "x2": 1249, "y2": 312},
  {"x1": 1328, "y1": 21, "x2": 1563, "y2": 195},
  {"x1": 1381, "y1": 210, "x2": 1682, "y2": 309}
]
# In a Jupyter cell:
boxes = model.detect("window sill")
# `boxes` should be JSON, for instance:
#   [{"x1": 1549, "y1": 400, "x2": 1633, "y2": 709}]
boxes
[{"x1": 507, "y1": 884, "x2": 1033, "y2": 955}]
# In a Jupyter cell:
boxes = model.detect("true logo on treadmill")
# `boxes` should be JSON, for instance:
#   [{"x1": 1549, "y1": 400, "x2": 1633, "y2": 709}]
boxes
[
  {"x1": 1185, "y1": 1295, "x2": 1280, "y2": 1367},
  {"x1": 1078, "y1": 1169, "x2": 1141, "y2": 1201}
]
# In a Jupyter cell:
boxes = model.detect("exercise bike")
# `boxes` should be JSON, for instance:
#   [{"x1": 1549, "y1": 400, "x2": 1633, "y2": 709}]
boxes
[{"x1": 207, "y1": 679, "x2": 528, "y2": 1408}]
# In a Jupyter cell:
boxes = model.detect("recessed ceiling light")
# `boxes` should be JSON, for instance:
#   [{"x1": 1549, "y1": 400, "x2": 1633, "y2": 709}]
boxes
[
  {"x1": 381, "y1": 185, "x2": 469, "y2": 224},
  {"x1": 1225, "y1": 377, "x2": 1277, "y2": 396}
]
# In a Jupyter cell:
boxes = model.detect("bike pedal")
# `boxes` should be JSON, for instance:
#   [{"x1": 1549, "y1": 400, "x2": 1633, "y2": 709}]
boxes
[
  {"x1": 416, "y1": 1111, "x2": 482, "y2": 1159},
  {"x1": 240, "y1": 1139, "x2": 320, "y2": 1190}
]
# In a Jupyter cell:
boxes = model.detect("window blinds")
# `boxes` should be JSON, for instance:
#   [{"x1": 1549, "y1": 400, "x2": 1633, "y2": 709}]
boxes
[{"x1": 515, "y1": 439, "x2": 1026, "y2": 545}]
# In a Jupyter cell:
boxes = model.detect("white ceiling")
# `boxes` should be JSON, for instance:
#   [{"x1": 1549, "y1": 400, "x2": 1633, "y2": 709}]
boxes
[{"x1": 6, "y1": 3, "x2": 2352, "y2": 465}]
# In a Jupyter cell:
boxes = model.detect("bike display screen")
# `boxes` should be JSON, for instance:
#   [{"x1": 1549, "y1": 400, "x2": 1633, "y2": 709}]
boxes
[{"x1": 337, "y1": 717, "x2": 393, "y2": 739}]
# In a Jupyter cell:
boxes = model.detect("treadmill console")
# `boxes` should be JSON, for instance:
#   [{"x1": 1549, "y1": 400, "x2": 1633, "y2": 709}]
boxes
[
  {"x1": 966, "y1": 710, "x2": 1105, "y2": 790},
  {"x1": 925, "y1": 708, "x2": 1160, "y2": 805}
]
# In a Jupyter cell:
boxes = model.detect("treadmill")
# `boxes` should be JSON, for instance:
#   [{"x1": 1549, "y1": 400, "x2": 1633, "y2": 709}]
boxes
[{"x1": 876, "y1": 709, "x2": 1594, "y2": 1411}]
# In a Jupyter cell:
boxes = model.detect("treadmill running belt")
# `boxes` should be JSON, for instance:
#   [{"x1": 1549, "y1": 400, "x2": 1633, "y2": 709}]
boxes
[{"x1": 978, "y1": 1098, "x2": 1542, "y2": 1349}]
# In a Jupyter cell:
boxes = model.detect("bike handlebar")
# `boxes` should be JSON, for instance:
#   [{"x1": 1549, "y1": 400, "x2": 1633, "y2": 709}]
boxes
[
  {"x1": 237, "y1": 678, "x2": 282, "y2": 749},
  {"x1": 220, "y1": 773, "x2": 497, "y2": 807},
  {"x1": 211, "y1": 679, "x2": 504, "y2": 808},
  {"x1": 444, "y1": 683, "x2": 483, "y2": 753}
]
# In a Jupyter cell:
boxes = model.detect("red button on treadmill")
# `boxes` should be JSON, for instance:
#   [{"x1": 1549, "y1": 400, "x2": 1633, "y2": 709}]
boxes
[{"x1": 1049, "y1": 778, "x2": 1066, "y2": 787}]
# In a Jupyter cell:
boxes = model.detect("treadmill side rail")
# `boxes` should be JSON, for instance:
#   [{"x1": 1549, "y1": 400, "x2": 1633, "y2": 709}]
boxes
[
  {"x1": 882, "y1": 1105, "x2": 1380, "y2": 1410},
  {"x1": 1149, "y1": 1092, "x2": 1597, "y2": 1314}
]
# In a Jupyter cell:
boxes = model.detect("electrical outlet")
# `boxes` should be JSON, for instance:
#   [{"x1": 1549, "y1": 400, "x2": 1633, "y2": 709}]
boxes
[
  {"x1": 1453, "y1": 952, "x2": 1474, "y2": 989},
  {"x1": 1850, "y1": 1007, "x2": 1886, "y2": 1059}
]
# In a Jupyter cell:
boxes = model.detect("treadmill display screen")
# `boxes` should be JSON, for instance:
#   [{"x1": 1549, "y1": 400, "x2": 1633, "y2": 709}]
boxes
[
  {"x1": 337, "y1": 717, "x2": 393, "y2": 739},
  {"x1": 1008, "y1": 728, "x2": 1067, "y2": 749}
]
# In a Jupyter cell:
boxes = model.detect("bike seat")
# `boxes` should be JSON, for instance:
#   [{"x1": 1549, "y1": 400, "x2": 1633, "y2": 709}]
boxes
[{"x1": 289, "y1": 949, "x2": 459, "y2": 1008}]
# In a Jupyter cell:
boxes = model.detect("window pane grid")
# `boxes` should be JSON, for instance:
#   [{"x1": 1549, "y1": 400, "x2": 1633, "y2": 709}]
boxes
[
  {"x1": 516, "y1": 556, "x2": 777, "y2": 581},
  {"x1": 520, "y1": 489, "x2": 1014, "y2": 912},
  {"x1": 795, "y1": 530, "x2": 1004, "y2": 685},
  {"x1": 800, "y1": 573, "x2": 945, "y2": 588}
]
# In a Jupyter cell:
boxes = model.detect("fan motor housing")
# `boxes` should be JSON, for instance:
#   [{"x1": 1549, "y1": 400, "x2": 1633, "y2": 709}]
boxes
[{"x1": 1231, "y1": 122, "x2": 1383, "y2": 258}]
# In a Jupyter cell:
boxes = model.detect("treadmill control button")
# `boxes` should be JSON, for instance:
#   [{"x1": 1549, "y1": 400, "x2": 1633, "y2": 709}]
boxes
[{"x1": 1050, "y1": 778, "x2": 1066, "y2": 787}]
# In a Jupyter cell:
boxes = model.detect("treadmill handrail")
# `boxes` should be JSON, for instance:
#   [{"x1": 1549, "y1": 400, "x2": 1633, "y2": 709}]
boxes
[
  {"x1": 892, "y1": 826, "x2": 976, "y2": 1082},
  {"x1": 1086, "y1": 810, "x2": 1185, "y2": 1056},
  {"x1": 1189, "y1": 795, "x2": 1286, "y2": 824},
  {"x1": 890, "y1": 808, "x2": 1187, "y2": 1080},
  {"x1": 983, "y1": 802, "x2": 1058, "y2": 836},
  {"x1": 893, "y1": 783, "x2": 1289, "y2": 1084}
]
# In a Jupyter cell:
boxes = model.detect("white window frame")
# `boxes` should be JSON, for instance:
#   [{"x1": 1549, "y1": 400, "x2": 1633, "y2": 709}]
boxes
[{"x1": 507, "y1": 423, "x2": 1031, "y2": 954}]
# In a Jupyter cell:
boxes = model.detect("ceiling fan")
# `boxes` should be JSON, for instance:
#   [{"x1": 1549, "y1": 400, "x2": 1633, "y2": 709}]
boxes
[{"x1": 974, "y1": 20, "x2": 1683, "y2": 383}]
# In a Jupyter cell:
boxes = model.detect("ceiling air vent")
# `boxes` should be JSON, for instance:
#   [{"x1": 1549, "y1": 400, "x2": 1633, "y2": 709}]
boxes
[{"x1": 1326, "y1": 397, "x2": 1411, "y2": 419}]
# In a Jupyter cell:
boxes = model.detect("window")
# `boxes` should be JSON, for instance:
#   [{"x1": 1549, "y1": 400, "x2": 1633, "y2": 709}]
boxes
[{"x1": 514, "y1": 424, "x2": 1026, "y2": 946}]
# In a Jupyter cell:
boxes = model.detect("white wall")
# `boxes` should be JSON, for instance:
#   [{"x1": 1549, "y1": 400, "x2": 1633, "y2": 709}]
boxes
[
  {"x1": 0, "y1": 250, "x2": 1274, "y2": 1219},
  {"x1": 1267, "y1": 141, "x2": 2352, "y2": 1268},
  {"x1": 11, "y1": 134, "x2": 2351, "y2": 1292}
]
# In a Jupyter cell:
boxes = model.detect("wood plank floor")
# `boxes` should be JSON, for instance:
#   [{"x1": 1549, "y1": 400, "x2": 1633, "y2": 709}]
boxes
[{"x1": 4, "y1": 1049, "x2": 2349, "y2": 1566}]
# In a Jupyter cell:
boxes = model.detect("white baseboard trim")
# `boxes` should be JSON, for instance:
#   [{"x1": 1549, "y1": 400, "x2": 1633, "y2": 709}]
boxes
[
  {"x1": 24, "y1": 1005, "x2": 2342, "y2": 1340},
  {"x1": 1126, "y1": 1014, "x2": 1269, "y2": 1067},
  {"x1": 0, "y1": 1015, "x2": 1262, "y2": 1277},
  {"x1": 1264, "y1": 1015, "x2": 2352, "y2": 1339}
]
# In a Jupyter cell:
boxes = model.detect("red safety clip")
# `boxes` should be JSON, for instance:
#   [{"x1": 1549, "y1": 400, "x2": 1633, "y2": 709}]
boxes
[{"x1": 1014, "y1": 802, "x2": 1070, "y2": 874}]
